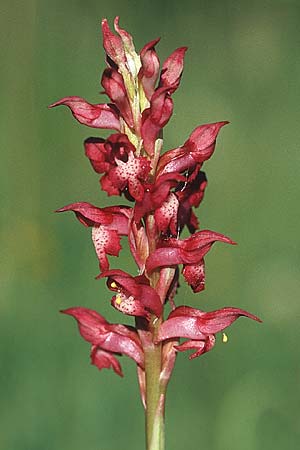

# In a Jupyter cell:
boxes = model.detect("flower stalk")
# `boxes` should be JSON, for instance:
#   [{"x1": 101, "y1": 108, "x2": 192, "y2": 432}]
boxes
[
  {"x1": 51, "y1": 17, "x2": 261, "y2": 450},
  {"x1": 144, "y1": 325, "x2": 164, "y2": 450}
]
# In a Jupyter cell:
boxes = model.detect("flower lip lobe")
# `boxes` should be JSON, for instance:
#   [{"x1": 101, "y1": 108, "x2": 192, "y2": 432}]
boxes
[
  {"x1": 91, "y1": 346, "x2": 123, "y2": 377},
  {"x1": 111, "y1": 293, "x2": 150, "y2": 319}
]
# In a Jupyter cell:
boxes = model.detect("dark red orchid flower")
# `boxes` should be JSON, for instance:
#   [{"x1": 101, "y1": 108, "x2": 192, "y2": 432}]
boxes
[
  {"x1": 84, "y1": 135, "x2": 131, "y2": 174},
  {"x1": 157, "y1": 121, "x2": 229, "y2": 176},
  {"x1": 85, "y1": 134, "x2": 151, "y2": 200},
  {"x1": 107, "y1": 151, "x2": 151, "y2": 201},
  {"x1": 56, "y1": 202, "x2": 130, "y2": 272},
  {"x1": 133, "y1": 170, "x2": 207, "y2": 237},
  {"x1": 98, "y1": 269, "x2": 163, "y2": 319},
  {"x1": 156, "y1": 306, "x2": 262, "y2": 359},
  {"x1": 133, "y1": 172, "x2": 185, "y2": 225},
  {"x1": 146, "y1": 230, "x2": 235, "y2": 292},
  {"x1": 152, "y1": 169, "x2": 208, "y2": 236},
  {"x1": 62, "y1": 307, "x2": 144, "y2": 376}
]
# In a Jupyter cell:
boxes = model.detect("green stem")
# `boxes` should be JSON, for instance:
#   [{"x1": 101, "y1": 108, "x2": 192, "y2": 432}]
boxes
[
  {"x1": 143, "y1": 214, "x2": 167, "y2": 450},
  {"x1": 144, "y1": 328, "x2": 165, "y2": 450}
]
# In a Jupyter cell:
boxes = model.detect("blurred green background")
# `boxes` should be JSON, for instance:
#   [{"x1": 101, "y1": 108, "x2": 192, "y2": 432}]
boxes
[{"x1": 1, "y1": 0, "x2": 300, "y2": 449}]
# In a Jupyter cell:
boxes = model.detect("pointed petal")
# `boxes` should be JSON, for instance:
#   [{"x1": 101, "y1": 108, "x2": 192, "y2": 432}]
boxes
[
  {"x1": 157, "y1": 306, "x2": 261, "y2": 343},
  {"x1": 194, "y1": 307, "x2": 262, "y2": 334},
  {"x1": 56, "y1": 202, "x2": 113, "y2": 227},
  {"x1": 101, "y1": 68, "x2": 134, "y2": 127},
  {"x1": 146, "y1": 230, "x2": 235, "y2": 273},
  {"x1": 141, "y1": 87, "x2": 173, "y2": 155},
  {"x1": 157, "y1": 315, "x2": 207, "y2": 341},
  {"x1": 101, "y1": 19, "x2": 126, "y2": 66},
  {"x1": 114, "y1": 17, "x2": 141, "y2": 77},
  {"x1": 61, "y1": 307, "x2": 108, "y2": 343},
  {"x1": 56, "y1": 202, "x2": 129, "y2": 235},
  {"x1": 49, "y1": 96, "x2": 120, "y2": 130},
  {"x1": 139, "y1": 38, "x2": 160, "y2": 100},
  {"x1": 114, "y1": 16, "x2": 135, "y2": 53},
  {"x1": 157, "y1": 122, "x2": 228, "y2": 175},
  {"x1": 62, "y1": 307, "x2": 144, "y2": 369},
  {"x1": 183, "y1": 121, "x2": 229, "y2": 162},
  {"x1": 160, "y1": 47, "x2": 187, "y2": 90},
  {"x1": 179, "y1": 230, "x2": 236, "y2": 250}
]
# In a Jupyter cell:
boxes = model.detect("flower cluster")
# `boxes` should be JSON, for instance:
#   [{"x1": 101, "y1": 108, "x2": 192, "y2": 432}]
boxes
[{"x1": 51, "y1": 18, "x2": 260, "y2": 401}]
